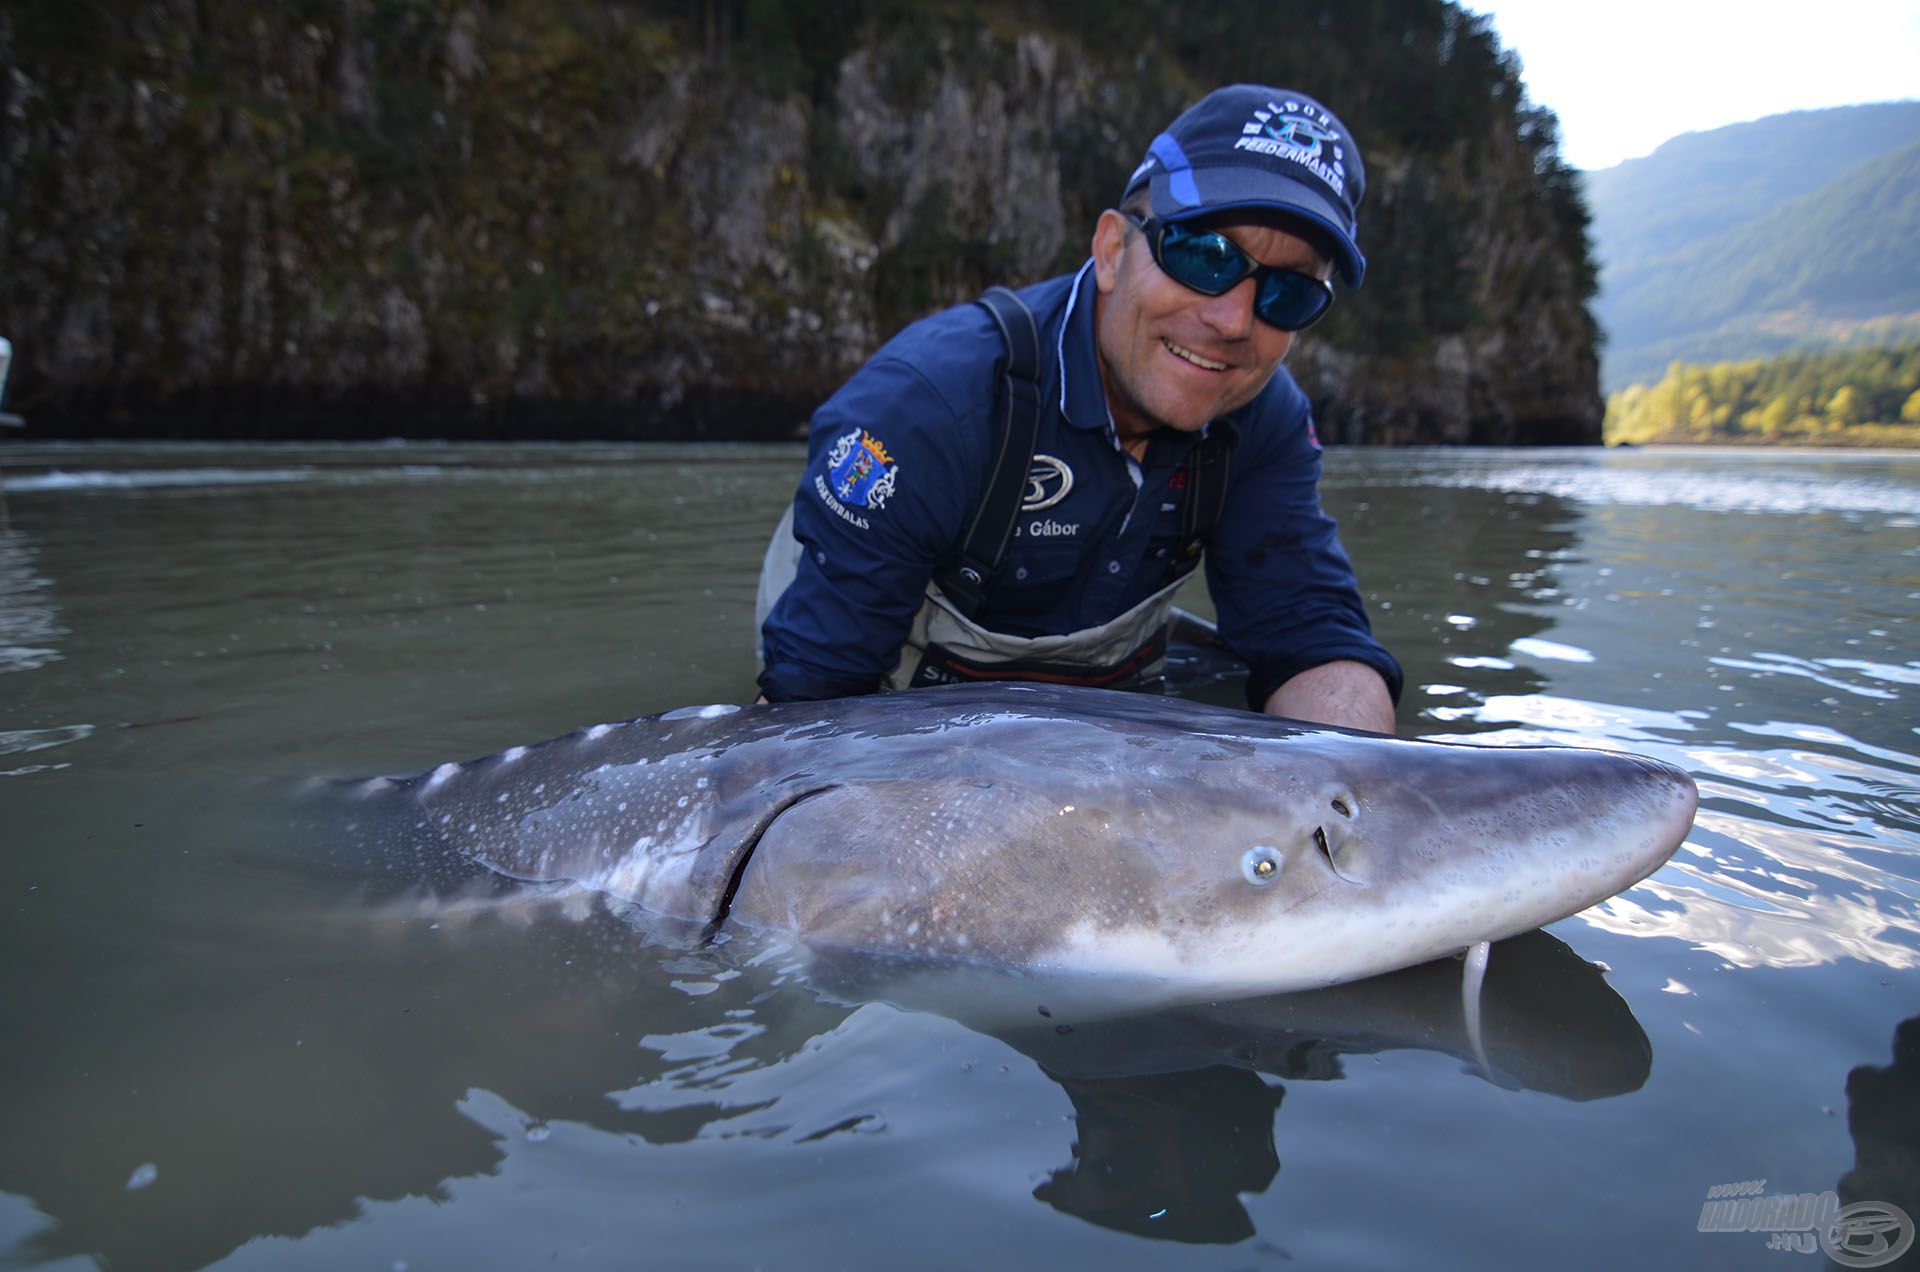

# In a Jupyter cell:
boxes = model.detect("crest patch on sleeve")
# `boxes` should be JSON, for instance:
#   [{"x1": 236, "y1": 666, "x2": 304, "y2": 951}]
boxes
[{"x1": 815, "y1": 429, "x2": 901, "y2": 529}]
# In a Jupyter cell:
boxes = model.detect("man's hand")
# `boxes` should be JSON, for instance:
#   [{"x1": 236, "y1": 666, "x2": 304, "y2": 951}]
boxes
[{"x1": 1263, "y1": 660, "x2": 1396, "y2": 734}]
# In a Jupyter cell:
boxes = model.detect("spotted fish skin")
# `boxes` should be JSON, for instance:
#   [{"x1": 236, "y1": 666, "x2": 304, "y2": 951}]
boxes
[{"x1": 341, "y1": 683, "x2": 1698, "y2": 1000}]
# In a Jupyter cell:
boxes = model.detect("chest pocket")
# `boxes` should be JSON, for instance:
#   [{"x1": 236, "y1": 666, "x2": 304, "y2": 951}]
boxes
[{"x1": 981, "y1": 544, "x2": 1083, "y2": 624}]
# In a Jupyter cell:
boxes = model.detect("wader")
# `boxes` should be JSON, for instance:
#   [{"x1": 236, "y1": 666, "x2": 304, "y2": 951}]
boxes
[{"x1": 756, "y1": 287, "x2": 1232, "y2": 694}]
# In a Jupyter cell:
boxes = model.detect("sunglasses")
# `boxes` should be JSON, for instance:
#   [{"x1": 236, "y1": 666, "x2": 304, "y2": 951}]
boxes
[{"x1": 1125, "y1": 212, "x2": 1335, "y2": 332}]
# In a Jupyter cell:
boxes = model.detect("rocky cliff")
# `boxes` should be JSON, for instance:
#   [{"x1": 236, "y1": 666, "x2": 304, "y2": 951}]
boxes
[{"x1": 0, "y1": 0, "x2": 1603, "y2": 443}]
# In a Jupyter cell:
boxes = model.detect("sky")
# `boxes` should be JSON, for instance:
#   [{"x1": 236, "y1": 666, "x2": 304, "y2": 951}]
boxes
[{"x1": 1456, "y1": 0, "x2": 1920, "y2": 170}]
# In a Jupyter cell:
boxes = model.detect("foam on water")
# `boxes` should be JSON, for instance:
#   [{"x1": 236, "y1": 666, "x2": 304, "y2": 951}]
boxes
[
  {"x1": 7, "y1": 467, "x2": 324, "y2": 492},
  {"x1": 0, "y1": 464, "x2": 474, "y2": 494},
  {"x1": 1352, "y1": 448, "x2": 1920, "y2": 518}
]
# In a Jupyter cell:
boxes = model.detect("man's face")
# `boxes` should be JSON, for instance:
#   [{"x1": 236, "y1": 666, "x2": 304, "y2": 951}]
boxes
[{"x1": 1090, "y1": 210, "x2": 1330, "y2": 442}]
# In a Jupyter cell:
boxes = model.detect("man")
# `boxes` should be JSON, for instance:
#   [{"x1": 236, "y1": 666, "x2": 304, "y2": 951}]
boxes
[{"x1": 756, "y1": 84, "x2": 1400, "y2": 734}]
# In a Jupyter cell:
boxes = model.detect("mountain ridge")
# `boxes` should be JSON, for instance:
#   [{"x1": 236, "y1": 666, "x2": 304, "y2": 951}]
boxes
[{"x1": 1586, "y1": 100, "x2": 1920, "y2": 390}]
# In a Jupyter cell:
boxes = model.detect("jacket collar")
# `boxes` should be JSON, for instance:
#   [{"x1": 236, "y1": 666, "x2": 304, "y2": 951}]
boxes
[
  {"x1": 1055, "y1": 258, "x2": 1214, "y2": 449},
  {"x1": 1056, "y1": 260, "x2": 1112, "y2": 434}
]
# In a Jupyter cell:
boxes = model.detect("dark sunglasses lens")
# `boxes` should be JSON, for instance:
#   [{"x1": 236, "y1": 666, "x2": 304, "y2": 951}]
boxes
[
  {"x1": 1156, "y1": 224, "x2": 1249, "y2": 294},
  {"x1": 1255, "y1": 271, "x2": 1332, "y2": 330},
  {"x1": 1154, "y1": 220, "x2": 1333, "y2": 330}
]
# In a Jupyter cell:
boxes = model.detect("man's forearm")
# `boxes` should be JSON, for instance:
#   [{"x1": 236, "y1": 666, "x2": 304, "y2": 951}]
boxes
[{"x1": 1263, "y1": 659, "x2": 1397, "y2": 734}]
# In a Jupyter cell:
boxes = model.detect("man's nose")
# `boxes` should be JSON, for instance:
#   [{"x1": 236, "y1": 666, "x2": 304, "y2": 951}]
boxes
[{"x1": 1196, "y1": 279, "x2": 1257, "y2": 340}]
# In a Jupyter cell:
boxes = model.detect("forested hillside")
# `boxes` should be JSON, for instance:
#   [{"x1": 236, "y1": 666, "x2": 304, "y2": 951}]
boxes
[
  {"x1": 1587, "y1": 102, "x2": 1920, "y2": 391},
  {"x1": 1604, "y1": 343, "x2": 1920, "y2": 446},
  {"x1": 0, "y1": 0, "x2": 1602, "y2": 443}
]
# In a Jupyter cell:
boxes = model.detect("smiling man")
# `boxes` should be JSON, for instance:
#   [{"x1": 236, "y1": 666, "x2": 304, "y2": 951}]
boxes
[{"x1": 755, "y1": 85, "x2": 1401, "y2": 733}]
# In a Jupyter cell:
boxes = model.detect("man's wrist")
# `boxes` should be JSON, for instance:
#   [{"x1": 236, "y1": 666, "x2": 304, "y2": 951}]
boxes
[{"x1": 1262, "y1": 660, "x2": 1397, "y2": 734}]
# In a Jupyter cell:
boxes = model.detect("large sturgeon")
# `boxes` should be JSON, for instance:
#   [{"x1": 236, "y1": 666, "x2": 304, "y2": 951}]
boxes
[{"x1": 341, "y1": 683, "x2": 1697, "y2": 1002}]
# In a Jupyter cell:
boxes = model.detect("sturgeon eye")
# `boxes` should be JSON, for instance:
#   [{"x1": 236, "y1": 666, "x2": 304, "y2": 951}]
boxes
[{"x1": 1242, "y1": 844, "x2": 1284, "y2": 886}]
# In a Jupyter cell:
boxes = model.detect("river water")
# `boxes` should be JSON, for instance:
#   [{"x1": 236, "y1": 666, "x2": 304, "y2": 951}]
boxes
[{"x1": 0, "y1": 442, "x2": 1915, "y2": 1271}]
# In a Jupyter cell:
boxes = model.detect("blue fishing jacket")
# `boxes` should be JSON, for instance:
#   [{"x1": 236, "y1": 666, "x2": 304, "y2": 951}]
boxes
[{"x1": 757, "y1": 261, "x2": 1402, "y2": 709}]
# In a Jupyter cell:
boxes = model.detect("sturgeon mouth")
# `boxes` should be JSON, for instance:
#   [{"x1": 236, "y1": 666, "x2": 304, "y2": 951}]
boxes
[
  {"x1": 1313, "y1": 825, "x2": 1365, "y2": 884},
  {"x1": 701, "y1": 783, "x2": 841, "y2": 942}
]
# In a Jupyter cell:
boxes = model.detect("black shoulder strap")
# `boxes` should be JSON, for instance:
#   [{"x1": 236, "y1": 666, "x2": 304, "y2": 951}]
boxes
[
  {"x1": 1181, "y1": 418, "x2": 1236, "y2": 545},
  {"x1": 1162, "y1": 420, "x2": 1236, "y2": 581},
  {"x1": 935, "y1": 286, "x2": 1044, "y2": 619}
]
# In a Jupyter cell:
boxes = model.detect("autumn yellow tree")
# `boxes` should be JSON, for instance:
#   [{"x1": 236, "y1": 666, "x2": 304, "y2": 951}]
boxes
[{"x1": 1826, "y1": 385, "x2": 1861, "y2": 428}]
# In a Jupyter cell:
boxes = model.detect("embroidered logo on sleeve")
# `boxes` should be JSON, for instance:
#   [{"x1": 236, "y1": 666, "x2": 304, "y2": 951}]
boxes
[{"x1": 815, "y1": 429, "x2": 900, "y2": 530}]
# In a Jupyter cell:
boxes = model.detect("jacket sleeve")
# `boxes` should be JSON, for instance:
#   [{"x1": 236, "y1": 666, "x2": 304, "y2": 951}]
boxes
[
  {"x1": 757, "y1": 356, "x2": 987, "y2": 702},
  {"x1": 1204, "y1": 380, "x2": 1403, "y2": 712}
]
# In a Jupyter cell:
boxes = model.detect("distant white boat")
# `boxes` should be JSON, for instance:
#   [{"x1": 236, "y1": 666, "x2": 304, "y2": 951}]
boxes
[
  {"x1": 0, "y1": 336, "x2": 16, "y2": 528},
  {"x1": 0, "y1": 336, "x2": 20, "y2": 427}
]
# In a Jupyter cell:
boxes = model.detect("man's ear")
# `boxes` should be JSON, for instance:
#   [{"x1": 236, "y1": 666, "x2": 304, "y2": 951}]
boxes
[{"x1": 1091, "y1": 209, "x2": 1131, "y2": 295}]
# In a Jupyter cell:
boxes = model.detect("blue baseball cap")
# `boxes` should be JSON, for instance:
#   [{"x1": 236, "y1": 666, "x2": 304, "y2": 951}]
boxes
[{"x1": 1123, "y1": 85, "x2": 1368, "y2": 287}]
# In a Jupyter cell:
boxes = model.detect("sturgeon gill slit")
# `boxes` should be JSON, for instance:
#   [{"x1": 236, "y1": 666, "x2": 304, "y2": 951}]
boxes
[{"x1": 701, "y1": 784, "x2": 841, "y2": 944}]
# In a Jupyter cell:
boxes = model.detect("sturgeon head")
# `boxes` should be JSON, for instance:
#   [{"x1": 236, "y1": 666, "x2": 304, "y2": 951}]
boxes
[{"x1": 720, "y1": 684, "x2": 1699, "y2": 998}]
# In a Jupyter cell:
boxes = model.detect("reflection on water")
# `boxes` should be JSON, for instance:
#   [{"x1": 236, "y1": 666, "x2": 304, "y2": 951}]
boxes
[
  {"x1": 1335, "y1": 451, "x2": 1920, "y2": 986},
  {"x1": 1035, "y1": 1067, "x2": 1284, "y2": 1243},
  {"x1": 0, "y1": 444, "x2": 1916, "y2": 1269},
  {"x1": 1021, "y1": 928, "x2": 1645, "y2": 1243},
  {"x1": 0, "y1": 725, "x2": 94, "y2": 778},
  {"x1": 0, "y1": 531, "x2": 63, "y2": 675},
  {"x1": 1420, "y1": 694, "x2": 1920, "y2": 972},
  {"x1": 1373, "y1": 445, "x2": 1920, "y2": 517},
  {"x1": 1842, "y1": 1018, "x2": 1920, "y2": 1231},
  {"x1": 0, "y1": 867, "x2": 1645, "y2": 1269},
  {"x1": 0, "y1": 530, "x2": 86, "y2": 778}
]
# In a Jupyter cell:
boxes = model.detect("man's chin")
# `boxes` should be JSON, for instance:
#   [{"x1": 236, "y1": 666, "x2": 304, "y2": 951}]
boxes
[
  {"x1": 1143, "y1": 378, "x2": 1259, "y2": 434},
  {"x1": 1111, "y1": 375, "x2": 1224, "y2": 437},
  {"x1": 1141, "y1": 401, "x2": 1219, "y2": 435}
]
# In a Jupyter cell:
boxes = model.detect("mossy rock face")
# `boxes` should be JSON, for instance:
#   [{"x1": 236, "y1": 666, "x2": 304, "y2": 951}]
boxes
[{"x1": 0, "y1": 1, "x2": 1602, "y2": 442}]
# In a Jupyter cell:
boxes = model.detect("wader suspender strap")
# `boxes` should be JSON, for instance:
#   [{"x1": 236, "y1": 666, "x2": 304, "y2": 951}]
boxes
[
  {"x1": 1178, "y1": 419, "x2": 1235, "y2": 568},
  {"x1": 935, "y1": 286, "x2": 1043, "y2": 619},
  {"x1": 933, "y1": 286, "x2": 1237, "y2": 618}
]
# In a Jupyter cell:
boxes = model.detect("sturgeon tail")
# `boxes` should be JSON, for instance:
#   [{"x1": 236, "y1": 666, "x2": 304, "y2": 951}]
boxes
[{"x1": 287, "y1": 772, "x2": 513, "y2": 900}]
